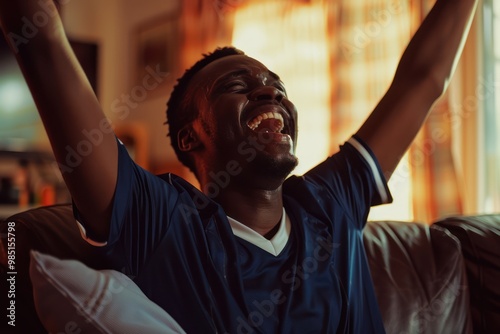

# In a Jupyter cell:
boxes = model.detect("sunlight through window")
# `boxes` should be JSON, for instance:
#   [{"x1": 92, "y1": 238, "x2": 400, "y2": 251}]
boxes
[{"x1": 232, "y1": 1, "x2": 331, "y2": 176}]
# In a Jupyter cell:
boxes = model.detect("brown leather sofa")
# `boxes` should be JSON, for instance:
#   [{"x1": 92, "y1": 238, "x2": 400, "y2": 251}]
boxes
[
  {"x1": 1, "y1": 204, "x2": 499, "y2": 333},
  {"x1": 364, "y1": 215, "x2": 500, "y2": 334}
]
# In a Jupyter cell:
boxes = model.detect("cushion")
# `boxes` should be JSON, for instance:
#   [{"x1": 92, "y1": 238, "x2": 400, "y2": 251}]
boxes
[
  {"x1": 364, "y1": 221, "x2": 472, "y2": 334},
  {"x1": 29, "y1": 251, "x2": 186, "y2": 334},
  {"x1": 0, "y1": 204, "x2": 107, "y2": 333},
  {"x1": 434, "y1": 214, "x2": 500, "y2": 334}
]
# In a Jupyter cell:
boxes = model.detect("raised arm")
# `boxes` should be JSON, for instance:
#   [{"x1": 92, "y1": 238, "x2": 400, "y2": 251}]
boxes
[
  {"x1": 0, "y1": 1, "x2": 117, "y2": 240},
  {"x1": 355, "y1": 0, "x2": 479, "y2": 179}
]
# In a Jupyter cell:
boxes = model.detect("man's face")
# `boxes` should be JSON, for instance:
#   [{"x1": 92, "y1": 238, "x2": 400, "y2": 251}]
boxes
[{"x1": 188, "y1": 55, "x2": 299, "y2": 182}]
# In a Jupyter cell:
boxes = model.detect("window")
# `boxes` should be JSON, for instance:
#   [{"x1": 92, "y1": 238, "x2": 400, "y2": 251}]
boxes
[{"x1": 481, "y1": 0, "x2": 500, "y2": 212}]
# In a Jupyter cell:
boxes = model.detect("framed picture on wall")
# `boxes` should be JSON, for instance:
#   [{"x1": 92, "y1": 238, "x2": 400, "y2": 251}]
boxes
[{"x1": 133, "y1": 13, "x2": 180, "y2": 98}]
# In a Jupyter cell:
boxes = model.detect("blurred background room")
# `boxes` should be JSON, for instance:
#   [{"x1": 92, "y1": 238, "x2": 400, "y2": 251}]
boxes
[{"x1": 0, "y1": 0, "x2": 498, "y2": 223}]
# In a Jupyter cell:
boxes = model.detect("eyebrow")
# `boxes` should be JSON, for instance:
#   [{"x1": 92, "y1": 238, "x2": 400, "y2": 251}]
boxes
[
  {"x1": 215, "y1": 68, "x2": 283, "y2": 85},
  {"x1": 268, "y1": 70, "x2": 281, "y2": 81}
]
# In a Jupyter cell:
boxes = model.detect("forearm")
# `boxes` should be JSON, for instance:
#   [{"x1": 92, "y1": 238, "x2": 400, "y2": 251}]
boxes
[
  {"x1": 356, "y1": 0, "x2": 479, "y2": 179},
  {"x1": 394, "y1": 0, "x2": 479, "y2": 96},
  {"x1": 0, "y1": 1, "x2": 63, "y2": 45},
  {"x1": 0, "y1": 1, "x2": 117, "y2": 239},
  {"x1": 0, "y1": 0, "x2": 104, "y2": 156}
]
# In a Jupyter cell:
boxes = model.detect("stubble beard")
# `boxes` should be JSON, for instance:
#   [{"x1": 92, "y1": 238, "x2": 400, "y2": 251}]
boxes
[{"x1": 250, "y1": 151, "x2": 299, "y2": 184}]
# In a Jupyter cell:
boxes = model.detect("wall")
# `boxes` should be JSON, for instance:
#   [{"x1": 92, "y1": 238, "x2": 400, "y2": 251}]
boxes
[{"x1": 63, "y1": 0, "x2": 183, "y2": 172}]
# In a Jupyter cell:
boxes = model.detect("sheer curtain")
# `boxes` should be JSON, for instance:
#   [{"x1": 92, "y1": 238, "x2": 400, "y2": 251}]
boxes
[
  {"x1": 328, "y1": 0, "x2": 476, "y2": 222},
  {"x1": 232, "y1": 0, "x2": 332, "y2": 175},
  {"x1": 327, "y1": 0, "x2": 419, "y2": 221},
  {"x1": 181, "y1": 0, "x2": 474, "y2": 222},
  {"x1": 408, "y1": 1, "x2": 462, "y2": 222}
]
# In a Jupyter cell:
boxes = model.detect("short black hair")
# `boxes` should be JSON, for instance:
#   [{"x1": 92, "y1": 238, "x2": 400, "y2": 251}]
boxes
[{"x1": 166, "y1": 46, "x2": 245, "y2": 173}]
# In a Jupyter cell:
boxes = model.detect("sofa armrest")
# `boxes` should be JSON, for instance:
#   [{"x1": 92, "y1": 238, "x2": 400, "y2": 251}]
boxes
[
  {"x1": 364, "y1": 221, "x2": 472, "y2": 334},
  {"x1": 0, "y1": 204, "x2": 109, "y2": 334},
  {"x1": 434, "y1": 214, "x2": 500, "y2": 334}
]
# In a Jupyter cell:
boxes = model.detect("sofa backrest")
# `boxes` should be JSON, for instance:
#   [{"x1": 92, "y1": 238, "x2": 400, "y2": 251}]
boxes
[
  {"x1": 364, "y1": 220, "x2": 472, "y2": 334},
  {"x1": 2, "y1": 204, "x2": 495, "y2": 334},
  {"x1": 434, "y1": 214, "x2": 500, "y2": 334}
]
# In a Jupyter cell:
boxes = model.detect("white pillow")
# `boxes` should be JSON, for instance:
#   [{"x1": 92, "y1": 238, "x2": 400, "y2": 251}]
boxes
[{"x1": 29, "y1": 251, "x2": 186, "y2": 334}]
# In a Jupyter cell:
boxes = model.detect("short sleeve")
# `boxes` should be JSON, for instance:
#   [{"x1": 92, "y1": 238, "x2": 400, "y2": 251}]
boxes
[
  {"x1": 73, "y1": 139, "x2": 180, "y2": 273},
  {"x1": 302, "y1": 136, "x2": 393, "y2": 229}
]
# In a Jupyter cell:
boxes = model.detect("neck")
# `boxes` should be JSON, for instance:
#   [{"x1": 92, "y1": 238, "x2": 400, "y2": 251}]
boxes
[
  {"x1": 196, "y1": 157, "x2": 290, "y2": 237},
  {"x1": 212, "y1": 185, "x2": 284, "y2": 238}
]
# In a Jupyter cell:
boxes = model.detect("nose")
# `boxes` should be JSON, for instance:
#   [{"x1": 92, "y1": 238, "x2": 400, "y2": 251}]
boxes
[{"x1": 248, "y1": 85, "x2": 284, "y2": 102}]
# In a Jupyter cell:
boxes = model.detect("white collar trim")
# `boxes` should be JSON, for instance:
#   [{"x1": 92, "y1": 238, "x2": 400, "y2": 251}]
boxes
[{"x1": 228, "y1": 208, "x2": 291, "y2": 256}]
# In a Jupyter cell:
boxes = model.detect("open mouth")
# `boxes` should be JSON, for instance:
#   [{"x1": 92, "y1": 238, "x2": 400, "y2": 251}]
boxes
[{"x1": 247, "y1": 112, "x2": 285, "y2": 133}]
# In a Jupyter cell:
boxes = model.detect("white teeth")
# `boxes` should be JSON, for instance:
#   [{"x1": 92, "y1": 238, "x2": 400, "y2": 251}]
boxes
[{"x1": 247, "y1": 112, "x2": 284, "y2": 132}]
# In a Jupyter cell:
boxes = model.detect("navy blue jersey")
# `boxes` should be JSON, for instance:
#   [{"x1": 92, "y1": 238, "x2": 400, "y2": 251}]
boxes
[{"x1": 75, "y1": 136, "x2": 392, "y2": 333}]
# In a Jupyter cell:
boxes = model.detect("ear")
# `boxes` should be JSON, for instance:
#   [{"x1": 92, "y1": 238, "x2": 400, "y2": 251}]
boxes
[{"x1": 177, "y1": 123, "x2": 202, "y2": 152}]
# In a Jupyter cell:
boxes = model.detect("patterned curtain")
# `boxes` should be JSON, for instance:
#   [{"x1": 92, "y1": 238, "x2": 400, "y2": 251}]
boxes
[
  {"x1": 180, "y1": 0, "x2": 236, "y2": 72},
  {"x1": 328, "y1": 0, "x2": 466, "y2": 222},
  {"x1": 231, "y1": 0, "x2": 333, "y2": 175},
  {"x1": 328, "y1": 0, "x2": 421, "y2": 220},
  {"x1": 181, "y1": 0, "x2": 468, "y2": 222},
  {"x1": 327, "y1": 0, "x2": 419, "y2": 146},
  {"x1": 408, "y1": 0, "x2": 465, "y2": 222},
  {"x1": 410, "y1": 96, "x2": 464, "y2": 222}
]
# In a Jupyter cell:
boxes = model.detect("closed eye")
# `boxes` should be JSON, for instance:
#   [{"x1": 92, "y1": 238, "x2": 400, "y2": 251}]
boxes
[
  {"x1": 224, "y1": 81, "x2": 247, "y2": 93},
  {"x1": 274, "y1": 83, "x2": 287, "y2": 96}
]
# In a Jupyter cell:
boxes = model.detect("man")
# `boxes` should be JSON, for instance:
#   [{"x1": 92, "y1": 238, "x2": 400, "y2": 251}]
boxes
[{"x1": 0, "y1": 0, "x2": 478, "y2": 332}]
